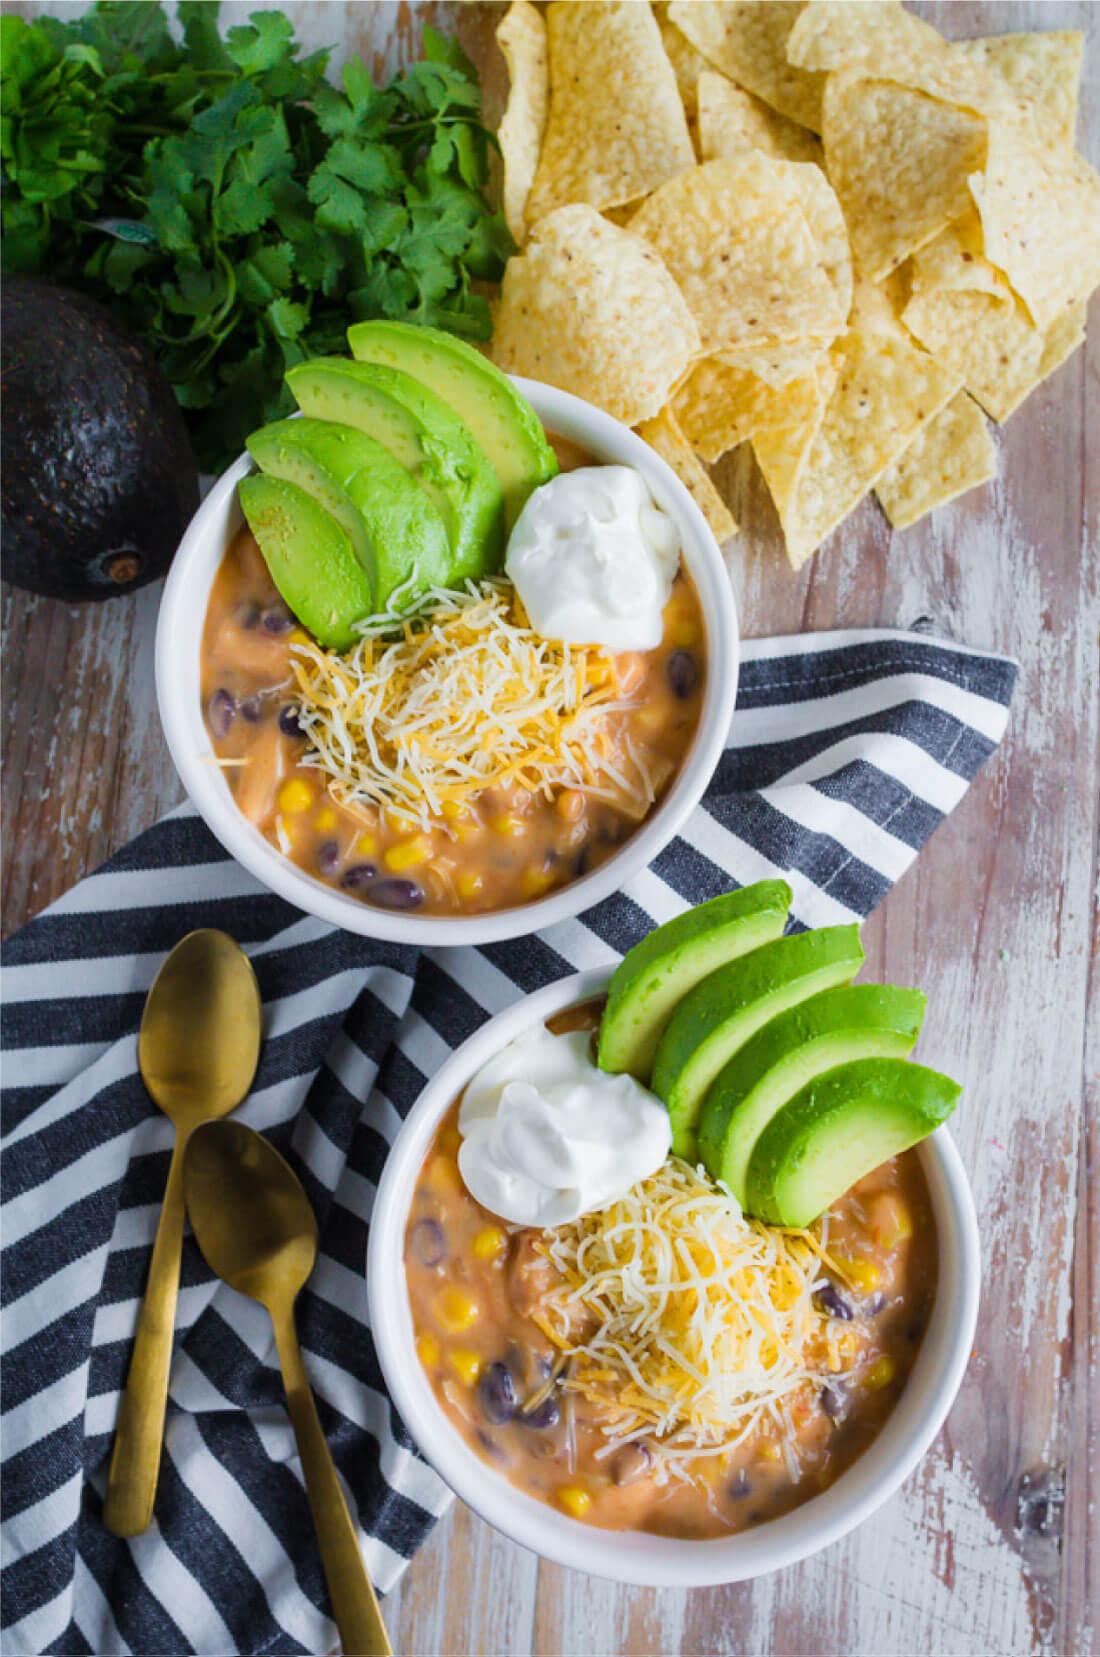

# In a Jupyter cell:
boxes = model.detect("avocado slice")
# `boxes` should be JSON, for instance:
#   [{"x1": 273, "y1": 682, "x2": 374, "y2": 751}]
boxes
[
  {"x1": 238, "y1": 475, "x2": 373, "y2": 652},
  {"x1": 597, "y1": 881, "x2": 793, "y2": 1084},
  {"x1": 652, "y1": 925, "x2": 865, "y2": 1160},
  {"x1": 744, "y1": 1057, "x2": 961, "y2": 1227},
  {"x1": 247, "y1": 417, "x2": 451, "y2": 609},
  {"x1": 287, "y1": 359, "x2": 505, "y2": 583},
  {"x1": 697, "y1": 985, "x2": 928, "y2": 1204},
  {"x1": 346, "y1": 320, "x2": 559, "y2": 530}
]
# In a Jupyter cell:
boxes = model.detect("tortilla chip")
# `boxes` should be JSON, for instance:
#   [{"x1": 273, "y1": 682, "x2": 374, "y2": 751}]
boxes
[
  {"x1": 674, "y1": 355, "x2": 835, "y2": 463},
  {"x1": 876, "y1": 393, "x2": 996, "y2": 529},
  {"x1": 715, "y1": 337, "x2": 831, "y2": 388},
  {"x1": 955, "y1": 31, "x2": 1083, "y2": 148},
  {"x1": 908, "y1": 207, "x2": 1005, "y2": 298},
  {"x1": 823, "y1": 72, "x2": 988, "y2": 280},
  {"x1": 636, "y1": 405, "x2": 738, "y2": 543},
  {"x1": 902, "y1": 287, "x2": 1086, "y2": 424},
  {"x1": 654, "y1": 3, "x2": 712, "y2": 125},
  {"x1": 786, "y1": 2, "x2": 992, "y2": 109},
  {"x1": 752, "y1": 326, "x2": 961, "y2": 568},
  {"x1": 667, "y1": 1, "x2": 825, "y2": 132},
  {"x1": 969, "y1": 118, "x2": 1100, "y2": 332},
  {"x1": 780, "y1": 160, "x2": 852, "y2": 323},
  {"x1": 629, "y1": 154, "x2": 843, "y2": 353},
  {"x1": 697, "y1": 70, "x2": 823, "y2": 165},
  {"x1": 526, "y1": 1, "x2": 694, "y2": 222},
  {"x1": 497, "y1": 1, "x2": 549, "y2": 244},
  {"x1": 490, "y1": 206, "x2": 701, "y2": 428}
]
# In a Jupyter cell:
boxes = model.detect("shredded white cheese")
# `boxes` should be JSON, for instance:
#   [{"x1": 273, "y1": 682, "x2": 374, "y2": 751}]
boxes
[
  {"x1": 534, "y1": 1158, "x2": 862, "y2": 1479},
  {"x1": 287, "y1": 580, "x2": 657, "y2": 830}
]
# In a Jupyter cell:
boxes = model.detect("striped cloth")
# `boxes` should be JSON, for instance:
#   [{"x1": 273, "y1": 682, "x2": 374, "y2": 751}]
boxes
[{"x1": 1, "y1": 628, "x2": 1015, "y2": 1657}]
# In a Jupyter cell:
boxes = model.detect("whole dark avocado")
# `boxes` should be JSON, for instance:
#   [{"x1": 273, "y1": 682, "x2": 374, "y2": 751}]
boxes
[{"x1": 1, "y1": 277, "x2": 199, "y2": 601}]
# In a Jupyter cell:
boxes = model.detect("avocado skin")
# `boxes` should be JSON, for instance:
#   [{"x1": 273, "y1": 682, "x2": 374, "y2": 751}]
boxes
[{"x1": 1, "y1": 277, "x2": 199, "y2": 601}]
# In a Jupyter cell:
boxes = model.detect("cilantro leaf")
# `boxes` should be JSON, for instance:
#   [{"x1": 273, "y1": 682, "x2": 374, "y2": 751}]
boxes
[{"x1": 1, "y1": 1, "x2": 507, "y2": 473}]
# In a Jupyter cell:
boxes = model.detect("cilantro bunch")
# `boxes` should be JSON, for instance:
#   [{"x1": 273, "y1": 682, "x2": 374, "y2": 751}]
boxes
[{"x1": 1, "y1": 2, "x2": 510, "y2": 472}]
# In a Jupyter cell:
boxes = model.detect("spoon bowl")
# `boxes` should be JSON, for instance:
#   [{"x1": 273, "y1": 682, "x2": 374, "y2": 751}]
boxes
[
  {"x1": 184, "y1": 1118, "x2": 317, "y2": 1304},
  {"x1": 138, "y1": 929, "x2": 263, "y2": 1126}
]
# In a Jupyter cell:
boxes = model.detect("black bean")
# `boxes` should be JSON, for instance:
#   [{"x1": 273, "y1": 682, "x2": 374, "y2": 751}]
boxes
[
  {"x1": 240, "y1": 695, "x2": 263, "y2": 723},
  {"x1": 341, "y1": 863, "x2": 376, "y2": 890},
  {"x1": 366, "y1": 878, "x2": 425, "y2": 911},
  {"x1": 317, "y1": 839, "x2": 341, "y2": 876},
  {"x1": 820, "y1": 1383, "x2": 846, "y2": 1421},
  {"x1": 478, "y1": 1362, "x2": 517, "y2": 1426},
  {"x1": 208, "y1": 688, "x2": 235, "y2": 738},
  {"x1": 611, "y1": 1443, "x2": 652, "y2": 1486},
  {"x1": 278, "y1": 704, "x2": 305, "y2": 739},
  {"x1": 410, "y1": 1219, "x2": 445, "y2": 1268},
  {"x1": 573, "y1": 846, "x2": 590, "y2": 878},
  {"x1": 729, "y1": 1469, "x2": 751, "y2": 1499},
  {"x1": 813, "y1": 1281, "x2": 853, "y2": 1321},
  {"x1": 520, "y1": 1394, "x2": 560, "y2": 1430},
  {"x1": 239, "y1": 601, "x2": 262, "y2": 630},
  {"x1": 262, "y1": 606, "x2": 294, "y2": 634},
  {"x1": 666, "y1": 649, "x2": 699, "y2": 699}
]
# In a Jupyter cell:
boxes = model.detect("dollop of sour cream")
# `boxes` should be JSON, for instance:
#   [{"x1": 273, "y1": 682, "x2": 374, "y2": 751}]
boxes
[
  {"x1": 457, "y1": 1026, "x2": 672, "y2": 1227},
  {"x1": 504, "y1": 466, "x2": 681, "y2": 651}
]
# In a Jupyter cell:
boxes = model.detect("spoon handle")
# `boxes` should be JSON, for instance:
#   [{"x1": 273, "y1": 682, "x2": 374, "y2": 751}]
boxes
[
  {"x1": 103, "y1": 1133, "x2": 188, "y2": 1537},
  {"x1": 272, "y1": 1308, "x2": 392, "y2": 1657}
]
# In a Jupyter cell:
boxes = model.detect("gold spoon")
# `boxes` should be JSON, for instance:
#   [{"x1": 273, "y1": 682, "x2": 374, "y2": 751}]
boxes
[
  {"x1": 183, "y1": 1119, "x2": 392, "y2": 1657},
  {"x1": 103, "y1": 930, "x2": 262, "y2": 1538}
]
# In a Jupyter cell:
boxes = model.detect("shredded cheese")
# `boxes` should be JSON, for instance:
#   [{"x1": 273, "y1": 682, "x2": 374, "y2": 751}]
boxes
[
  {"x1": 535, "y1": 1158, "x2": 863, "y2": 1480},
  {"x1": 287, "y1": 580, "x2": 656, "y2": 830}
]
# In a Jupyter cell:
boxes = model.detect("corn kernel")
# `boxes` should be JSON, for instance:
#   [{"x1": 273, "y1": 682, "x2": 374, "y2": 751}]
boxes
[
  {"x1": 278, "y1": 779, "x2": 315, "y2": 815},
  {"x1": 385, "y1": 836, "x2": 431, "y2": 872},
  {"x1": 491, "y1": 813, "x2": 527, "y2": 838},
  {"x1": 556, "y1": 789, "x2": 585, "y2": 823},
  {"x1": 456, "y1": 871, "x2": 484, "y2": 901},
  {"x1": 670, "y1": 618, "x2": 700, "y2": 647},
  {"x1": 435, "y1": 1287, "x2": 479, "y2": 1332},
  {"x1": 416, "y1": 1334, "x2": 440, "y2": 1369},
  {"x1": 473, "y1": 1226, "x2": 506, "y2": 1263},
  {"x1": 844, "y1": 1258, "x2": 880, "y2": 1293},
  {"x1": 428, "y1": 1155, "x2": 463, "y2": 1194},
  {"x1": 446, "y1": 1348, "x2": 482, "y2": 1386},
  {"x1": 556, "y1": 1485, "x2": 591, "y2": 1519},
  {"x1": 870, "y1": 1194, "x2": 912, "y2": 1251},
  {"x1": 866, "y1": 1354, "x2": 896, "y2": 1391},
  {"x1": 441, "y1": 799, "x2": 473, "y2": 823},
  {"x1": 355, "y1": 833, "x2": 377, "y2": 857},
  {"x1": 521, "y1": 865, "x2": 554, "y2": 899},
  {"x1": 314, "y1": 807, "x2": 338, "y2": 833}
]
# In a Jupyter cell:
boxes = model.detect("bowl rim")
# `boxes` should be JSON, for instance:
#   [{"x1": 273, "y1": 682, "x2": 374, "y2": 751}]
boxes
[
  {"x1": 366, "y1": 968, "x2": 981, "y2": 1586},
  {"x1": 155, "y1": 378, "x2": 739, "y2": 946}
]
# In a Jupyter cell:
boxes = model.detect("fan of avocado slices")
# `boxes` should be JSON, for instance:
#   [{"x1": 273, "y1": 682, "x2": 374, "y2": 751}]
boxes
[
  {"x1": 239, "y1": 321, "x2": 558, "y2": 644},
  {"x1": 597, "y1": 880, "x2": 961, "y2": 1227}
]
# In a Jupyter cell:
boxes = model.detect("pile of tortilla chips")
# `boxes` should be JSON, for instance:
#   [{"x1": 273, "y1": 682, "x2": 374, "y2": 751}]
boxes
[{"x1": 489, "y1": 1, "x2": 1099, "y2": 567}]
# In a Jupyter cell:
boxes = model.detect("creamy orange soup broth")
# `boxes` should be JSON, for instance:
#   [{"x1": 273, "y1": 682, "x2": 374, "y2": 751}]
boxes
[
  {"x1": 404, "y1": 1007, "x2": 938, "y2": 1537},
  {"x1": 199, "y1": 444, "x2": 705, "y2": 918}
]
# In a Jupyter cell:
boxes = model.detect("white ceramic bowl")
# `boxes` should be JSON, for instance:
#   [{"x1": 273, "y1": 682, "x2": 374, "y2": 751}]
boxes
[
  {"x1": 368, "y1": 969, "x2": 981, "y2": 1587},
  {"x1": 155, "y1": 380, "x2": 739, "y2": 945}
]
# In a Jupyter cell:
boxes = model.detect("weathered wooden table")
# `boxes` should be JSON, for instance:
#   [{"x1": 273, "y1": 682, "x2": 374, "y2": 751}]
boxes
[{"x1": 3, "y1": 4, "x2": 1096, "y2": 1652}]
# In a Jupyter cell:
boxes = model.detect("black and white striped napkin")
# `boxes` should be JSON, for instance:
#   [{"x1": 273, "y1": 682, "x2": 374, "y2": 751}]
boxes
[{"x1": 1, "y1": 629, "x2": 1015, "y2": 1657}]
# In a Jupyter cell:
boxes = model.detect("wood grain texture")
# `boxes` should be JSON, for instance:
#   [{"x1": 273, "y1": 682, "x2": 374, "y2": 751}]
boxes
[{"x1": 2, "y1": 5, "x2": 1096, "y2": 1653}]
